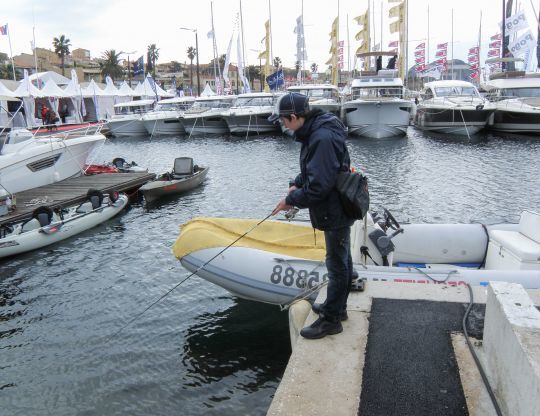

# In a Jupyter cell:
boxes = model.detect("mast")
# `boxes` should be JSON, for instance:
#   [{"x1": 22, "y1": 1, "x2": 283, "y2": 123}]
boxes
[
  {"x1": 347, "y1": 14, "x2": 351, "y2": 77},
  {"x1": 427, "y1": 4, "x2": 430, "y2": 71},
  {"x1": 302, "y1": 0, "x2": 305, "y2": 82},
  {"x1": 451, "y1": 8, "x2": 454, "y2": 79},
  {"x1": 269, "y1": 0, "x2": 273, "y2": 63},
  {"x1": 210, "y1": 2, "x2": 219, "y2": 83},
  {"x1": 32, "y1": 9, "x2": 39, "y2": 81},
  {"x1": 239, "y1": 0, "x2": 248, "y2": 83}
]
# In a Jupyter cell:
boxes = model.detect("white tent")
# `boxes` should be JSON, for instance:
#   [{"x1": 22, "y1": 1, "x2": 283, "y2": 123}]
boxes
[
  {"x1": 132, "y1": 75, "x2": 174, "y2": 100},
  {"x1": 82, "y1": 80, "x2": 112, "y2": 121},
  {"x1": 30, "y1": 71, "x2": 71, "y2": 86},
  {"x1": 201, "y1": 83, "x2": 216, "y2": 97},
  {"x1": 39, "y1": 79, "x2": 69, "y2": 120},
  {"x1": 62, "y1": 69, "x2": 85, "y2": 124},
  {"x1": 0, "y1": 82, "x2": 21, "y2": 129},
  {"x1": 117, "y1": 81, "x2": 136, "y2": 97},
  {"x1": 14, "y1": 70, "x2": 41, "y2": 127}
]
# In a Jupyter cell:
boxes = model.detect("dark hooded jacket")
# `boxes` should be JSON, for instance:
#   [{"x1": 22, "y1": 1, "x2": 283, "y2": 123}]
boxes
[{"x1": 285, "y1": 109, "x2": 354, "y2": 231}]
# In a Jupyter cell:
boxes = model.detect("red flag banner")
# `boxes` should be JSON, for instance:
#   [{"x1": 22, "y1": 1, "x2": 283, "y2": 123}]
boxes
[
  {"x1": 488, "y1": 49, "x2": 500, "y2": 57},
  {"x1": 415, "y1": 64, "x2": 427, "y2": 72},
  {"x1": 489, "y1": 40, "x2": 501, "y2": 48},
  {"x1": 490, "y1": 33, "x2": 501, "y2": 41},
  {"x1": 468, "y1": 55, "x2": 479, "y2": 63},
  {"x1": 415, "y1": 50, "x2": 425, "y2": 57},
  {"x1": 388, "y1": 40, "x2": 398, "y2": 48},
  {"x1": 415, "y1": 42, "x2": 426, "y2": 49},
  {"x1": 437, "y1": 42, "x2": 448, "y2": 49},
  {"x1": 435, "y1": 58, "x2": 447, "y2": 65},
  {"x1": 469, "y1": 63, "x2": 479, "y2": 70},
  {"x1": 415, "y1": 57, "x2": 425, "y2": 64},
  {"x1": 468, "y1": 47, "x2": 479, "y2": 55},
  {"x1": 435, "y1": 50, "x2": 447, "y2": 57},
  {"x1": 470, "y1": 72, "x2": 479, "y2": 79}
]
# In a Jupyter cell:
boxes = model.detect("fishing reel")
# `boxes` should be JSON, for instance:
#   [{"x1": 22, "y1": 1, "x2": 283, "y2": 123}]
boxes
[{"x1": 284, "y1": 207, "x2": 299, "y2": 220}]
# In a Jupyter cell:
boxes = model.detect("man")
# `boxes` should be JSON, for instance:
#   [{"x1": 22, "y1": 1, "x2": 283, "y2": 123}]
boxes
[{"x1": 269, "y1": 92, "x2": 354, "y2": 339}]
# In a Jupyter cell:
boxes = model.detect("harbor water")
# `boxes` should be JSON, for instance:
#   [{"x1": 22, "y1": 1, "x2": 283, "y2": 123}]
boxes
[{"x1": 1, "y1": 128, "x2": 540, "y2": 415}]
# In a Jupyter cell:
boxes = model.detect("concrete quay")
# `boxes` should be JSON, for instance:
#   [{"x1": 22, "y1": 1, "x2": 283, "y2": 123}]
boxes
[{"x1": 268, "y1": 281, "x2": 540, "y2": 416}]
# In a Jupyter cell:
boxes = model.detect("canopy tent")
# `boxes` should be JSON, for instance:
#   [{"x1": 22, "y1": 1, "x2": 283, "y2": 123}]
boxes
[
  {"x1": 201, "y1": 83, "x2": 216, "y2": 97},
  {"x1": 82, "y1": 79, "x2": 114, "y2": 121},
  {"x1": 61, "y1": 69, "x2": 85, "y2": 124},
  {"x1": 0, "y1": 82, "x2": 21, "y2": 129},
  {"x1": 117, "y1": 81, "x2": 136, "y2": 97},
  {"x1": 103, "y1": 76, "x2": 130, "y2": 105},
  {"x1": 14, "y1": 70, "x2": 41, "y2": 127},
  {"x1": 132, "y1": 75, "x2": 174, "y2": 100},
  {"x1": 38, "y1": 79, "x2": 70, "y2": 121},
  {"x1": 30, "y1": 71, "x2": 71, "y2": 86}
]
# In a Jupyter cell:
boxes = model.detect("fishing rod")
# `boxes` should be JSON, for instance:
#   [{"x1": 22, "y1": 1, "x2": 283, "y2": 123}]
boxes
[{"x1": 107, "y1": 210, "x2": 279, "y2": 341}]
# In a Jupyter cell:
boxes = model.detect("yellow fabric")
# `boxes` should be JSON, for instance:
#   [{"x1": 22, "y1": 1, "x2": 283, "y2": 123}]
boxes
[
  {"x1": 389, "y1": 3, "x2": 403, "y2": 18},
  {"x1": 172, "y1": 217, "x2": 326, "y2": 261}
]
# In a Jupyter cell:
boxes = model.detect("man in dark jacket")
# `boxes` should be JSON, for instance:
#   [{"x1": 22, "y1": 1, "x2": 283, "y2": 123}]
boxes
[{"x1": 270, "y1": 92, "x2": 354, "y2": 339}]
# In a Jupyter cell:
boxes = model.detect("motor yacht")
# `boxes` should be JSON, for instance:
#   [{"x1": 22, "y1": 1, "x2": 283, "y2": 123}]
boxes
[
  {"x1": 224, "y1": 93, "x2": 281, "y2": 134},
  {"x1": 414, "y1": 80, "x2": 495, "y2": 135},
  {"x1": 342, "y1": 70, "x2": 412, "y2": 138},
  {"x1": 141, "y1": 97, "x2": 196, "y2": 136},
  {"x1": 0, "y1": 127, "x2": 106, "y2": 194},
  {"x1": 106, "y1": 99, "x2": 154, "y2": 137},
  {"x1": 483, "y1": 71, "x2": 540, "y2": 134},
  {"x1": 286, "y1": 84, "x2": 341, "y2": 116},
  {"x1": 181, "y1": 96, "x2": 237, "y2": 135}
]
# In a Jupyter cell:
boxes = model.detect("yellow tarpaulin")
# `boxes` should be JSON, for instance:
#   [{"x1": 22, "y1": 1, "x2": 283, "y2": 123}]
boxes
[{"x1": 172, "y1": 217, "x2": 326, "y2": 261}]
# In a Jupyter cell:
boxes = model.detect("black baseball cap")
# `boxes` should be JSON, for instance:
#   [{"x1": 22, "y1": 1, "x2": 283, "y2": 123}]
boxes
[{"x1": 268, "y1": 92, "x2": 310, "y2": 124}]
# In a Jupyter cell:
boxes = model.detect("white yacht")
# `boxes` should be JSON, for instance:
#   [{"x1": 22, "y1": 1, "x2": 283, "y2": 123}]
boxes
[
  {"x1": 287, "y1": 84, "x2": 341, "y2": 116},
  {"x1": 414, "y1": 80, "x2": 495, "y2": 135},
  {"x1": 342, "y1": 70, "x2": 412, "y2": 138},
  {"x1": 106, "y1": 99, "x2": 154, "y2": 137},
  {"x1": 483, "y1": 72, "x2": 540, "y2": 134},
  {"x1": 141, "y1": 97, "x2": 196, "y2": 136},
  {"x1": 0, "y1": 127, "x2": 106, "y2": 194},
  {"x1": 181, "y1": 96, "x2": 237, "y2": 135},
  {"x1": 224, "y1": 93, "x2": 281, "y2": 134}
]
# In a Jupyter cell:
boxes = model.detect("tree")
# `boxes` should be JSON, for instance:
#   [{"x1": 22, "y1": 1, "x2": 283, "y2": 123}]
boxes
[
  {"x1": 99, "y1": 49, "x2": 124, "y2": 81},
  {"x1": 170, "y1": 60, "x2": 182, "y2": 73},
  {"x1": 187, "y1": 46, "x2": 197, "y2": 90},
  {"x1": 0, "y1": 62, "x2": 17, "y2": 79},
  {"x1": 147, "y1": 44, "x2": 160, "y2": 77},
  {"x1": 310, "y1": 63, "x2": 318, "y2": 73},
  {"x1": 247, "y1": 65, "x2": 260, "y2": 90},
  {"x1": 52, "y1": 34, "x2": 71, "y2": 76},
  {"x1": 273, "y1": 56, "x2": 282, "y2": 69}
]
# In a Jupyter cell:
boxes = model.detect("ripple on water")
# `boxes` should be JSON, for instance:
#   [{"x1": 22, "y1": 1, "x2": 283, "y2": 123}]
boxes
[{"x1": 1, "y1": 130, "x2": 539, "y2": 415}]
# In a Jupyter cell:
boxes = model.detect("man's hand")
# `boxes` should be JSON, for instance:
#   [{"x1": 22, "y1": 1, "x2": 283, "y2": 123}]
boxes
[
  {"x1": 272, "y1": 198, "x2": 292, "y2": 216},
  {"x1": 288, "y1": 185, "x2": 298, "y2": 194}
]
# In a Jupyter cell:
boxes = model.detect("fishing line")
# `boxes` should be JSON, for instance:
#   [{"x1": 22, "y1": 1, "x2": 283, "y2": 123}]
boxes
[{"x1": 106, "y1": 211, "x2": 275, "y2": 341}]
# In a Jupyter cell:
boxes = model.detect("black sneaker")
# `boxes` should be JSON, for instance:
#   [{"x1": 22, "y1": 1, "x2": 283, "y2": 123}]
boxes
[
  {"x1": 311, "y1": 303, "x2": 348, "y2": 321},
  {"x1": 300, "y1": 316, "x2": 343, "y2": 339}
]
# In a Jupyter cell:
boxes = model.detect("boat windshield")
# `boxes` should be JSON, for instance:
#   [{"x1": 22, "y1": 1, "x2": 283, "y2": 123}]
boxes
[
  {"x1": 193, "y1": 99, "x2": 231, "y2": 109},
  {"x1": 434, "y1": 86, "x2": 478, "y2": 97},
  {"x1": 498, "y1": 87, "x2": 540, "y2": 98},
  {"x1": 234, "y1": 96, "x2": 275, "y2": 107},
  {"x1": 289, "y1": 89, "x2": 339, "y2": 100},
  {"x1": 154, "y1": 102, "x2": 193, "y2": 111},
  {"x1": 351, "y1": 87, "x2": 403, "y2": 99},
  {"x1": 114, "y1": 104, "x2": 153, "y2": 115}
]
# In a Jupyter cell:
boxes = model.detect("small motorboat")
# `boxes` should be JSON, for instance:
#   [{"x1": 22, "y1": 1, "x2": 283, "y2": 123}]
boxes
[
  {"x1": 139, "y1": 157, "x2": 209, "y2": 204},
  {"x1": 0, "y1": 189, "x2": 128, "y2": 259},
  {"x1": 172, "y1": 208, "x2": 540, "y2": 306},
  {"x1": 84, "y1": 158, "x2": 148, "y2": 175}
]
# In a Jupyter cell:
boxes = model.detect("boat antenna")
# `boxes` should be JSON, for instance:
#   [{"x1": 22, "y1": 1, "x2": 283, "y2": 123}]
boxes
[{"x1": 106, "y1": 211, "x2": 275, "y2": 341}]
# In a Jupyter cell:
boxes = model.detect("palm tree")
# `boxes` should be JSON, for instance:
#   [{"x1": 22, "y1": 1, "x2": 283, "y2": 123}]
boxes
[
  {"x1": 273, "y1": 56, "x2": 282, "y2": 70},
  {"x1": 99, "y1": 49, "x2": 124, "y2": 81},
  {"x1": 52, "y1": 35, "x2": 71, "y2": 76},
  {"x1": 187, "y1": 46, "x2": 197, "y2": 90},
  {"x1": 147, "y1": 44, "x2": 160, "y2": 77}
]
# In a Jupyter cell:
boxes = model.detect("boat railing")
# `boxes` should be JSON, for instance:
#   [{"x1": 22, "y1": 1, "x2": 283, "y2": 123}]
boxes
[{"x1": 31, "y1": 122, "x2": 105, "y2": 140}]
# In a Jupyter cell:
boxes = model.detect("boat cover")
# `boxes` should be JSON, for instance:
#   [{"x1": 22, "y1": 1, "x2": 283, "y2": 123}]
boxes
[{"x1": 173, "y1": 217, "x2": 326, "y2": 261}]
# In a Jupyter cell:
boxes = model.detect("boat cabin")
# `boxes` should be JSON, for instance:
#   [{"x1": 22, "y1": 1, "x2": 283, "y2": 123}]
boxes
[
  {"x1": 113, "y1": 99, "x2": 155, "y2": 116},
  {"x1": 232, "y1": 93, "x2": 278, "y2": 108},
  {"x1": 191, "y1": 96, "x2": 237, "y2": 110},
  {"x1": 287, "y1": 85, "x2": 340, "y2": 102},
  {"x1": 351, "y1": 76, "x2": 404, "y2": 100},
  {"x1": 421, "y1": 80, "x2": 481, "y2": 100},
  {"x1": 154, "y1": 97, "x2": 196, "y2": 112}
]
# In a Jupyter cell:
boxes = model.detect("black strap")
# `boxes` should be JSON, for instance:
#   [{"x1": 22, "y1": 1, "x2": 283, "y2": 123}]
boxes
[{"x1": 360, "y1": 245, "x2": 379, "y2": 266}]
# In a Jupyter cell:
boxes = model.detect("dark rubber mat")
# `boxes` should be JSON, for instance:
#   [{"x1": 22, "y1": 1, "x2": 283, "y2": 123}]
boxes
[{"x1": 358, "y1": 299, "x2": 481, "y2": 416}]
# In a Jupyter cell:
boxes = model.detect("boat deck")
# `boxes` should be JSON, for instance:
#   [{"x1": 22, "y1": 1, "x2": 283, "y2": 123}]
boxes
[
  {"x1": 268, "y1": 281, "x2": 540, "y2": 416},
  {"x1": 0, "y1": 172, "x2": 155, "y2": 226}
]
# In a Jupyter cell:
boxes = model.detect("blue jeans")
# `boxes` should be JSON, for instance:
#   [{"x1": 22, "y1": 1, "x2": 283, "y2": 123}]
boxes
[{"x1": 322, "y1": 226, "x2": 353, "y2": 321}]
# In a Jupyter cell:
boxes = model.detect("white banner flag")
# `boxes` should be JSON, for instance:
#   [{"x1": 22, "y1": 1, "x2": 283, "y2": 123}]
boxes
[
  {"x1": 236, "y1": 34, "x2": 251, "y2": 93},
  {"x1": 500, "y1": 11, "x2": 529, "y2": 36},
  {"x1": 222, "y1": 35, "x2": 233, "y2": 90},
  {"x1": 418, "y1": 67, "x2": 442, "y2": 79},
  {"x1": 509, "y1": 29, "x2": 536, "y2": 57}
]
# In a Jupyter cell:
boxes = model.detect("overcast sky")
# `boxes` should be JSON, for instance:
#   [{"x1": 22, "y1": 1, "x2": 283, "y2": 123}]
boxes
[{"x1": 1, "y1": 0, "x2": 539, "y2": 72}]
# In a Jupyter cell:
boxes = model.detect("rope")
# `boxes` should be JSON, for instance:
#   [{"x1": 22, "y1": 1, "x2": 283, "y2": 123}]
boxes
[
  {"x1": 106, "y1": 211, "x2": 275, "y2": 341},
  {"x1": 458, "y1": 107, "x2": 472, "y2": 141}
]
